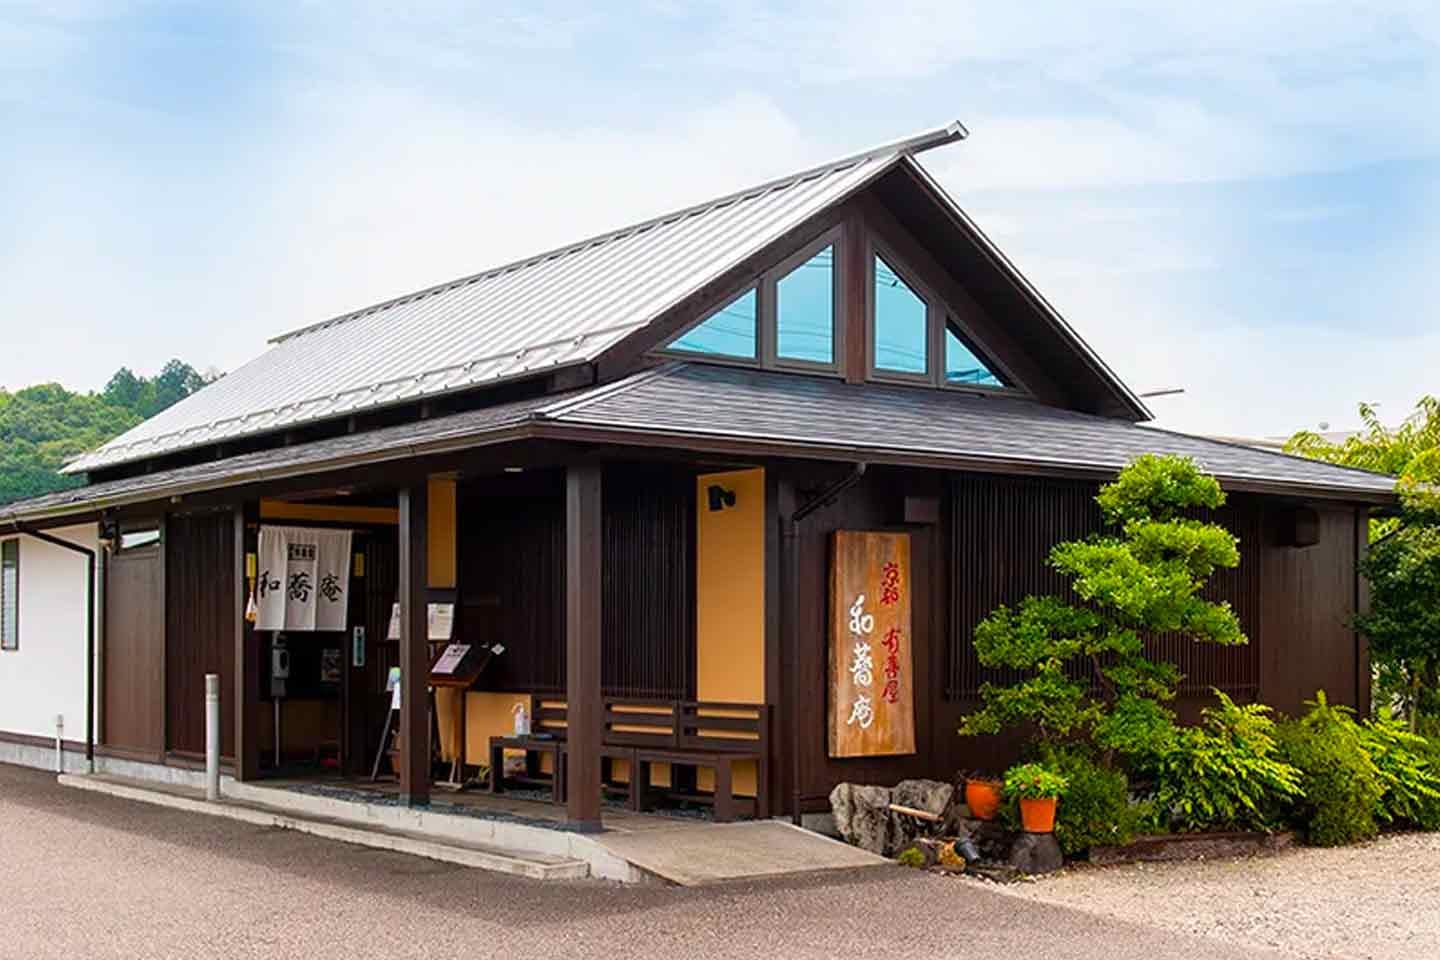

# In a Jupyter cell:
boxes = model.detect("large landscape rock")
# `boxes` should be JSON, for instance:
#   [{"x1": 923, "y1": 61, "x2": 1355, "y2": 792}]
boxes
[
  {"x1": 828, "y1": 783, "x2": 893, "y2": 854},
  {"x1": 1008, "y1": 832, "x2": 1064, "y2": 875},
  {"x1": 888, "y1": 779, "x2": 954, "y2": 852}
]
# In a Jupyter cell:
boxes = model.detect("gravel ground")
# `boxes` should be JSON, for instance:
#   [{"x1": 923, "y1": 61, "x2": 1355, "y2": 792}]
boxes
[
  {"x1": 0, "y1": 763, "x2": 1276, "y2": 960},
  {"x1": 999, "y1": 833, "x2": 1440, "y2": 960}
]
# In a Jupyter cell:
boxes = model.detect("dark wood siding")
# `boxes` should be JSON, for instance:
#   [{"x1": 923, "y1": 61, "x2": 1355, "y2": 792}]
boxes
[
  {"x1": 457, "y1": 466, "x2": 694, "y2": 699},
  {"x1": 602, "y1": 468, "x2": 693, "y2": 699},
  {"x1": 787, "y1": 466, "x2": 946, "y2": 811},
  {"x1": 165, "y1": 511, "x2": 236, "y2": 757},
  {"x1": 777, "y1": 463, "x2": 1363, "y2": 814},
  {"x1": 103, "y1": 535, "x2": 165, "y2": 756},
  {"x1": 1257, "y1": 503, "x2": 1363, "y2": 715},
  {"x1": 458, "y1": 475, "x2": 566, "y2": 693},
  {"x1": 948, "y1": 473, "x2": 1263, "y2": 701}
]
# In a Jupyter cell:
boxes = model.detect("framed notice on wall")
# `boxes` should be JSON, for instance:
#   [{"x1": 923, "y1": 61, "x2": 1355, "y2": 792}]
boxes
[{"x1": 829, "y1": 530, "x2": 916, "y2": 758}]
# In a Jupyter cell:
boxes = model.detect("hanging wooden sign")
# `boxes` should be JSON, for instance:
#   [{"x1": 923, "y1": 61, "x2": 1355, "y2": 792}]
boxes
[{"x1": 829, "y1": 530, "x2": 915, "y2": 758}]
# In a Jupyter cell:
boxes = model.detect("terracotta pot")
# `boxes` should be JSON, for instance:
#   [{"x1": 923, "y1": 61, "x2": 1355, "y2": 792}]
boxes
[
  {"x1": 1019, "y1": 796, "x2": 1058, "y2": 833},
  {"x1": 965, "y1": 779, "x2": 1004, "y2": 821}
]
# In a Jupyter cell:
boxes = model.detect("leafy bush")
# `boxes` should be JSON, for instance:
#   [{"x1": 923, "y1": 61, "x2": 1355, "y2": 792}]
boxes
[
  {"x1": 1276, "y1": 692, "x2": 1384, "y2": 846},
  {"x1": 1041, "y1": 746, "x2": 1143, "y2": 856},
  {"x1": 1359, "y1": 718, "x2": 1440, "y2": 830},
  {"x1": 895, "y1": 847, "x2": 926, "y2": 868},
  {"x1": 1004, "y1": 762, "x2": 1068, "y2": 799},
  {"x1": 1151, "y1": 691, "x2": 1302, "y2": 832}
]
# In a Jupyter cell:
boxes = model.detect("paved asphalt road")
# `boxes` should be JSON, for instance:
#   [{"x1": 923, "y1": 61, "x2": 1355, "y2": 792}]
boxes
[{"x1": 0, "y1": 764, "x2": 1279, "y2": 960}]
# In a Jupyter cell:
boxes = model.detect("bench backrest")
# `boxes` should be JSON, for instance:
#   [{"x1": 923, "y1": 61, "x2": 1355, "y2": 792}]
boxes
[
  {"x1": 529, "y1": 696, "x2": 569, "y2": 737},
  {"x1": 529, "y1": 696, "x2": 769, "y2": 756},
  {"x1": 678, "y1": 701, "x2": 769, "y2": 754},
  {"x1": 603, "y1": 698, "x2": 679, "y2": 749}
]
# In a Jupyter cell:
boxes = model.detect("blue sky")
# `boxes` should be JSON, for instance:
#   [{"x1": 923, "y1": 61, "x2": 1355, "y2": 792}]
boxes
[{"x1": 1, "y1": 1, "x2": 1436, "y2": 436}]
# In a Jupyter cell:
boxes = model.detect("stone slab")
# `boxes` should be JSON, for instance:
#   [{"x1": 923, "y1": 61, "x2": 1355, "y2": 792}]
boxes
[{"x1": 597, "y1": 820, "x2": 890, "y2": 886}]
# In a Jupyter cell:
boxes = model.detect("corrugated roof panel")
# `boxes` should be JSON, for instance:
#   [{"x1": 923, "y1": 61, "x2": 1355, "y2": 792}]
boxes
[{"x1": 66, "y1": 144, "x2": 910, "y2": 474}]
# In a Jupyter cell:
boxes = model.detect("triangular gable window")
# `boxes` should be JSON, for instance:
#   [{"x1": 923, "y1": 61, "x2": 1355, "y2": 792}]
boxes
[
  {"x1": 873, "y1": 254, "x2": 929, "y2": 375},
  {"x1": 666, "y1": 288, "x2": 757, "y2": 359},
  {"x1": 945, "y1": 326, "x2": 1004, "y2": 387}
]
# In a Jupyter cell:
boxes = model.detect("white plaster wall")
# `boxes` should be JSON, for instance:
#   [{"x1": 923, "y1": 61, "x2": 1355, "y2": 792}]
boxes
[{"x1": 0, "y1": 524, "x2": 97, "y2": 743}]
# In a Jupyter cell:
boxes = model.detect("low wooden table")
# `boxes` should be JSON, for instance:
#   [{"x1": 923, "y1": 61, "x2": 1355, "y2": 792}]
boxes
[{"x1": 488, "y1": 735, "x2": 565, "y2": 804}]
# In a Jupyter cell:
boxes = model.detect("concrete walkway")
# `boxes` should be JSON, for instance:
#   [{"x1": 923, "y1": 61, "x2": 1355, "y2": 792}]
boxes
[{"x1": 58, "y1": 770, "x2": 885, "y2": 885}]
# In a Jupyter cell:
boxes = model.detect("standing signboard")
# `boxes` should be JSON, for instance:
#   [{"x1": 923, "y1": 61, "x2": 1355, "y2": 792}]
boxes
[{"x1": 828, "y1": 530, "x2": 916, "y2": 758}]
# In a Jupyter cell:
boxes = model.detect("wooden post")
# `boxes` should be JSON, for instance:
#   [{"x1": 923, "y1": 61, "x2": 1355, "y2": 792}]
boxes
[
  {"x1": 565, "y1": 465, "x2": 603, "y2": 831},
  {"x1": 399, "y1": 483, "x2": 430, "y2": 806},
  {"x1": 233, "y1": 505, "x2": 259, "y2": 781}
]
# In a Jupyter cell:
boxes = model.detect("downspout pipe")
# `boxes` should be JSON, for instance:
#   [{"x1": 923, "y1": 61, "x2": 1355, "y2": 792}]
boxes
[
  {"x1": 782, "y1": 462, "x2": 867, "y2": 826},
  {"x1": 9, "y1": 522, "x2": 98, "y2": 773}
]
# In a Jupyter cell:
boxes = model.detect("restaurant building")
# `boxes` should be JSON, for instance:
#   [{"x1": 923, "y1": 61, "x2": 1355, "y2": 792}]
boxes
[{"x1": 0, "y1": 123, "x2": 1394, "y2": 830}]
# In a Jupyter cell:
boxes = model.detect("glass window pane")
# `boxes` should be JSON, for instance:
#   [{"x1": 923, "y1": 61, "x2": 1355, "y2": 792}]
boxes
[
  {"x1": 873, "y1": 254, "x2": 928, "y2": 374},
  {"x1": 668, "y1": 289, "x2": 757, "y2": 359},
  {"x1": 776, "y1": 245, "x2": 834, "y2": 364},
  {"x1": 945, "y1": 327, "x2": 1004, "y2": 387},
  {"x1": 1, "y1": 539, "x2": 17, "y2": 651}
]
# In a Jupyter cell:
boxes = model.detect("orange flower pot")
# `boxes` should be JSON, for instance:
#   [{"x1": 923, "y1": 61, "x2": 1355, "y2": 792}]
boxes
[
  {"x1": 1019, "y1": 796, "x2": 1058, "y2": 833},
  {"x1": 965, "y1": 779, "x2": 1004, "y2": 821}
]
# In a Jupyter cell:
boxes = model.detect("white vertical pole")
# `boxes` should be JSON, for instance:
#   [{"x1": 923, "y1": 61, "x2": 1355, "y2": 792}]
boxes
[
  {"x1": 54, "y1": 714, "x2": 64, "y2": 773},
  {"x1": 205, "y1": 673, "x2": 221, "y2": 801}
]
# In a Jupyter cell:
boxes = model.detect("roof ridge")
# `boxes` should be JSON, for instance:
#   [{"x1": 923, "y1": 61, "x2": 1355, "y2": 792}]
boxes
[{"x1": 268, "y1": 122, "x2": 968, "y2": 346}]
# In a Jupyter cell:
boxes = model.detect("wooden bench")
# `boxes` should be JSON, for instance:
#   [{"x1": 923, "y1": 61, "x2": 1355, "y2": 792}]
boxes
[
  {"x1": 632, "y1": 701, "x2": 769, "y2": 823},
  {"x1": 487, "y1": 697, "x2": 770, "y2": 823}
]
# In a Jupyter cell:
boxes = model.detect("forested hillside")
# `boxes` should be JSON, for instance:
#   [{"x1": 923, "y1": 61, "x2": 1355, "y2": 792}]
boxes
[{"x1": 0, "y1": 360, "x2": 218, "y2": 504}]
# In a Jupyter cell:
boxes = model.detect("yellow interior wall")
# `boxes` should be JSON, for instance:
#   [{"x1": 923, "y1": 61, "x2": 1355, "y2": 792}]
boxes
[
  {"x1": 427, "y1": 476, "x2": 457, "y2": 589},
  {"x1": 694, "y1": 468, "x2": 765, "y2": 797}
]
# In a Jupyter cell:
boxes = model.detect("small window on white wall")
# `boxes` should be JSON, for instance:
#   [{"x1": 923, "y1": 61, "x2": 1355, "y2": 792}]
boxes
[{"x1": 1, "y1": 539, "x2": 17, "y2": 651}]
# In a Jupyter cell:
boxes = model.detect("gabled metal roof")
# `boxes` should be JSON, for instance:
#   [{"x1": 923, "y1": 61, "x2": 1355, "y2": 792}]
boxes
[
  {"x1": 4, "y1": 362, "x2": 1392, "y2": 525},
  {"x1": 63, "y1": 123, "x2": 969, "y2": 475}
]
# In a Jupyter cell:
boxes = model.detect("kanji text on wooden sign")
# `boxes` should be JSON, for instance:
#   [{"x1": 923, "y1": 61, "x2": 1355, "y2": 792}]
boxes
[{"x1": 829, "y1": 530, "x2": 915, "y2": 758}]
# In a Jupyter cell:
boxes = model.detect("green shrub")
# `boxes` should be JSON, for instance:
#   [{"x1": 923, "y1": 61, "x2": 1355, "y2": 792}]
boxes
[
  {"x1": 1359, "y1": 718, "x2": 1440, "y2": 830},
  {"x1": 1004, "y1": 762, "x2": 1068, "y2": 799},
  {"x1": 1042, "y1": 746, "x2": 1143, "y2": 856},
  {"x1": 895, "y1": 847, "x2": 926, "y2": 868},
  {"x1": 1151, "y1": 691, "x2": 1302, "y2": 832},
  {"x1": 1276, "y1": 692, "x2": 1384, "y2": 846}
]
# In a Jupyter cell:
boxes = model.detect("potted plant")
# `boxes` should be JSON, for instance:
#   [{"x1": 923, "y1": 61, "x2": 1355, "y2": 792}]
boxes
[
  {"x1": 963, "y1": 772, "x2": 1005, "y2": 821},
  {"x1": 1004, "y1": 762, "x2": 1068, "y2": 833}
]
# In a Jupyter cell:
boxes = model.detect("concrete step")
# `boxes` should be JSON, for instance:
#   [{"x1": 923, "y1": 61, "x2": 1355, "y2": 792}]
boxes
[{"x1": 58, "y1": 773, "x2": 589, "y2": 881}]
